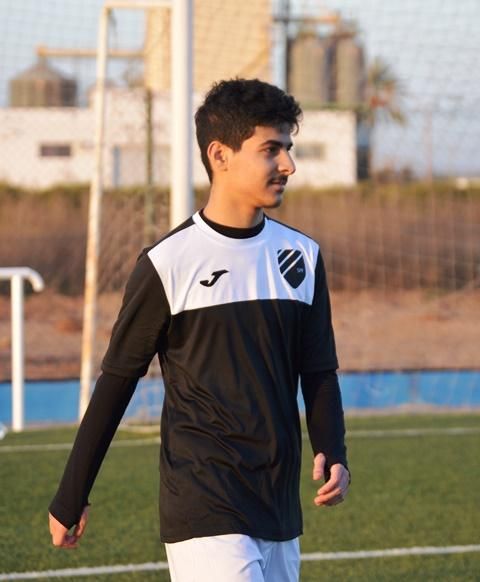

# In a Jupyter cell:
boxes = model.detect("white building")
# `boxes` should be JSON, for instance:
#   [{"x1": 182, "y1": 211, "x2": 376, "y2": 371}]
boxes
[{"x1": 0, "y1": 89, "x2": 357, "y2": 189}]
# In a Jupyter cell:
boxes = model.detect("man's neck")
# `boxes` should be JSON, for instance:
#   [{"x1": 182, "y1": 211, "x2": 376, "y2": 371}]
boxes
[
  {"x1": 203, "y1": 188, "x2": 264, "y2": 228},
  {"x1": 199, "y1": 209, "x2": 265, "y2": 238}
]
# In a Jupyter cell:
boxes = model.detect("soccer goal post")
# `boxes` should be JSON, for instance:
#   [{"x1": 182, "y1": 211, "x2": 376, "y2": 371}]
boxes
[{"x1": 79, "y1": 0, "x2": 193, "y2": 420}]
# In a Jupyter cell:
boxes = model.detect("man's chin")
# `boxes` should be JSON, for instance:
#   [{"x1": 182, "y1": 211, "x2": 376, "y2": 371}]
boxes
[
  {"x1": 263, "y1": 193, "x2": 284, "y2": 209},
  {"x1": 271, "y1": 195, "x2": 285, "y2": 208}
]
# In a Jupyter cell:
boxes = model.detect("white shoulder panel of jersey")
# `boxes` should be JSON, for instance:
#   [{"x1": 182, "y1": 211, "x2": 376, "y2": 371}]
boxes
[{"x1": 147, "y1": 214, "x2": 319, "y2": 315}]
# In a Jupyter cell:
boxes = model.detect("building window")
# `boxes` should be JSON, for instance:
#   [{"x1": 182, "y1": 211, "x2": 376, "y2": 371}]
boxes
[
  {"x1": 39, "y1": 144, "x2": 72, "y2": 157},
  {"x1": 295, "y1": 143, "x2": 326, "y2": 160}
]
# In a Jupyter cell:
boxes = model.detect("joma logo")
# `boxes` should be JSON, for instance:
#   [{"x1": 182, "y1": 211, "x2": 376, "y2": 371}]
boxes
[{"x1": 200, "y1": 270, "x2": 229, "y2": 287}]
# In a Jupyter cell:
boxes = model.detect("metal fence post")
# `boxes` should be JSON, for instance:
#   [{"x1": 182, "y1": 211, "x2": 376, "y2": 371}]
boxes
[{"x1": 0, "y1": 267, "x2": 44, "y2": 432}]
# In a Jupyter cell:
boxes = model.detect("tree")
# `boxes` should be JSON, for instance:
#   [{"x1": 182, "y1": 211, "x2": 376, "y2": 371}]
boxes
[{"x1": 364, "y1": 57, "x2": 405, "y2": 124}]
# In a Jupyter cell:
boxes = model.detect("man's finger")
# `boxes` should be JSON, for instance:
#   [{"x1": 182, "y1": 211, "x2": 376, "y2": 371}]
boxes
[
  {"x1": 49, "y1": 512, "x2": 68, "y2": 546},
  {"x1": 49, "y1": 509, "x2": 88, "y2": 549},
  {"x1": 315, "y1": 487, "x2": 343, "y2": 504},
  {"x1": 315, "y1": 482, "x2": 347, "y2": 505},
  {"x1": 60, "y1": 534, "x2": 79, "y2": 549},
  {"x1": 316, "y1": 495, "x2": 344, "y2": 507},
  {"x1": 314, "y1": 463, "x2": 350, "y2": 506},
  {"x1": 312, "y1": 453, "x2": 326, "y2": 481},
  {"x1": 51, "y1": 533, "x2": 77, "y2": 548},
  {"x1": 73, "y1": 507, "x2": 89, "y2": 539},
  {"x1": 316, "y1": 476, "x2": 339, "y2": 496}
]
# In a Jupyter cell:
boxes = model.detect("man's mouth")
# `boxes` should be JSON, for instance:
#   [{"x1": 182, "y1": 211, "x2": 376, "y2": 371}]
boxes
[{"x1": 269, "y1": 177, "x2": 288, "y2": 187}]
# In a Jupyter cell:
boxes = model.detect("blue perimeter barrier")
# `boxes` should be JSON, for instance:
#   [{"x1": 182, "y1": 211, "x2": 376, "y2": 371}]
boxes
[{"x1": 1, "y1": 370, "x2": 479, "y2": 425}]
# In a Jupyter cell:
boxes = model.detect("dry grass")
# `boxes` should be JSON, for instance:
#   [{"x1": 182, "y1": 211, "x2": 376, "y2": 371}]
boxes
[
  {"x1": 1, "y1": 185, "x2": 479, "y2": 294},
  {"x1": 0, "y1": 288, "x2": 478, "y2": 381},
  {"x1": 1, "y1": 184, "x2": 479, "y2": 380}
]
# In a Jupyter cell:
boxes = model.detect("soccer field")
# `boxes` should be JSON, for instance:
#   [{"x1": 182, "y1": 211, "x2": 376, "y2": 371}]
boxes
[{"x1": 1, "y1": 413, "x2": 479, "y2": 581}]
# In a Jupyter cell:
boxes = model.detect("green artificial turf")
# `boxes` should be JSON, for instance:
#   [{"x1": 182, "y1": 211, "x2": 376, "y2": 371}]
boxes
[{"x1": 0, "y1": 413, "x2": 479, "y2": 580}]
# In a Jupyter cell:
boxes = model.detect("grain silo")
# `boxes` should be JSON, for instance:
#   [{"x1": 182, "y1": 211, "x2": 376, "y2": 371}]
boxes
[
  {"x1": 334, "y1": 34, "x2": 365, "y2": 107},
  {"x1": 9, "y1": 58, "x2": 77, "y2": 107},
  {"x1": 288, "y1": 27, "x2": 335, "y2": 108}
]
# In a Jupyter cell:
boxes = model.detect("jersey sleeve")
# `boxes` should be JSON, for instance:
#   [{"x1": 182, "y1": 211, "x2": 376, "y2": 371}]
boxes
[
  {"x1": 49, "y1": 373, "x2": 139, "y2": 528},
  {"x1": 49, "y1": 250, "x2": 170, "y2": 528},
  {"x1": 102, "y1": 251, "x2": 171, "y2": 377},
  {"x1": 300, "y1": 249, "x2": 339, "y2": 373},
  {"x1": 300, "y1": 369, "x2": 348, "y2": 475}
]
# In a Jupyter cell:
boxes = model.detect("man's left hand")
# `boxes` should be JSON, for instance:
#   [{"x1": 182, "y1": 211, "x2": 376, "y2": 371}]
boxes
[{"x1": 312, "y1": 453, "x2": 350, "y2": 507}]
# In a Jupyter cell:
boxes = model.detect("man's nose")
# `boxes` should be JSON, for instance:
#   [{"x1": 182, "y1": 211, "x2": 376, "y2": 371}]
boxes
[{"x1": 279, "y1": 150, "x2": 296, "y2": 175}]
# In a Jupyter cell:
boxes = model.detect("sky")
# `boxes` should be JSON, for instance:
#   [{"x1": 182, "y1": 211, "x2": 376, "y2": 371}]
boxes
[{"x1": 0, "y1": 0, "x2": 479, "y2": 177}]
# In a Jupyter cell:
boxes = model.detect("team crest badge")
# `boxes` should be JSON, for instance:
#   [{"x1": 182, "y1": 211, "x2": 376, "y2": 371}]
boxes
[{"x1": 277, "y1": 249, "x2": 306, "y2": 288}]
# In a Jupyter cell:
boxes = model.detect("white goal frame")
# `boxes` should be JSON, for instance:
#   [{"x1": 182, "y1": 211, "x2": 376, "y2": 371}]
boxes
[{"x1": 79, "y1": 0, "x2": 193, "y2": 419}]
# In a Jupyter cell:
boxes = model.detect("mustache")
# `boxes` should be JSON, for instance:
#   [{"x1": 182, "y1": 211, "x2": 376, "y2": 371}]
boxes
[{"x1": 268, "y1": 176, "x2": 288, "y2": 185}]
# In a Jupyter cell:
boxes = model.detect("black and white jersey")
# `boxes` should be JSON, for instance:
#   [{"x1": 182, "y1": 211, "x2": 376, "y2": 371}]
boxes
[{"x1": 102, "y1": 211, "x2": 339, "y2": 543}]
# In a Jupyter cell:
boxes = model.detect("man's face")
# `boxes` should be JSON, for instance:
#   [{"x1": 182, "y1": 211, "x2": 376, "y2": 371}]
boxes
[{"x1": 223, "y1": 124, "x2": 296, "y2": 210}]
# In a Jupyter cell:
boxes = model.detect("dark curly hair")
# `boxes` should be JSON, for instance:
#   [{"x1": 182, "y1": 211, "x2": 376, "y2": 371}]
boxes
[{"x1": 195, "y1": 78, "x2": 302, "y2": 182}]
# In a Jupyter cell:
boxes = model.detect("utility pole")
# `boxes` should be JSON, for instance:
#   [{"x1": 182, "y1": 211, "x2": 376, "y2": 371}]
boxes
[
  {"x1": 424, "y1": 105, "x2": 434, "y2": 186},
  {"x1": 272, "y1": 0, "x2": 290, "y2": 90},
  {"x1": 144, "y1": 87, "x2": 156, "y2": 245}
]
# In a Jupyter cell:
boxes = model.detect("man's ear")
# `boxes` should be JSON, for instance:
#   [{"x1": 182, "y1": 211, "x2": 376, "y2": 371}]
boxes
[{"x1": 207, "y1": 141, "x2": 231, "y2": 174}]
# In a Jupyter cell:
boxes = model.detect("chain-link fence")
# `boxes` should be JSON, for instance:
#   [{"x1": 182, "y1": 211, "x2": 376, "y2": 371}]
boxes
[{"x1": 0, "y1": 0, "x2": 479, "y2": 415}]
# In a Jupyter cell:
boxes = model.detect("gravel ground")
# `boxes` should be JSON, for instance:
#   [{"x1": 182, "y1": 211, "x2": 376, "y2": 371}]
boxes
[{"x1": 0, "y1": 289, "x2": 479, "y2": 381}]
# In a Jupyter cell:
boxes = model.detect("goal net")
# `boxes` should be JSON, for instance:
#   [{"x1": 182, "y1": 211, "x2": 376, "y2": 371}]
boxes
[{"x1": 0, "y1": 0, "x2": 479, "y2": 426}]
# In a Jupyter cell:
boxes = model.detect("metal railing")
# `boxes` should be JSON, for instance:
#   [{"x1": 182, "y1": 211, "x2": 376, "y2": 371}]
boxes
[{"x1": 0, "y1": 267, "x2": 44, "y2": 432}]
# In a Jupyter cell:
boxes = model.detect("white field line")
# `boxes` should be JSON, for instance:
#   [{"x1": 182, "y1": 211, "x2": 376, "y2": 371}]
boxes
[
  {"x1": 0, "y1": 437, "x2": 160, "y2": 454},
  {"x1": 344, "y1": 426, "x2": 480, "y2": 438},
  {"x1": 1, "y1": 426, "x2": 479, "y2": 454},
  {"x1": 0, "y1": 562, "x2": 169, "y2": 581},
  {"x1": 300, "y1": 544, "x2": 480, "y2": 561},
  {"x1": 2, "y1": 544, "x2": 480, "y2": 580}
]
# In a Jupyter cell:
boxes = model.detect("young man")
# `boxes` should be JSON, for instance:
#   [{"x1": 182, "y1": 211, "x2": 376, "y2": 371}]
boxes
[{"x1": 49, "y1": 78, "x2": 350, "y2": 581}]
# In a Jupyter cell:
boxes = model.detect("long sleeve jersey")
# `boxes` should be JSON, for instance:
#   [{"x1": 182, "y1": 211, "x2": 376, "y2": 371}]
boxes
[{"x1": 50, "y1": 211, "x2": 348, "y2": 543}]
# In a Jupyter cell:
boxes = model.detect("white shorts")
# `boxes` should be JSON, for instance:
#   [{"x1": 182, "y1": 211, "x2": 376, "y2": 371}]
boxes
[{"x1": 165, "y1": 534, "x2": 300, "y2": 582}]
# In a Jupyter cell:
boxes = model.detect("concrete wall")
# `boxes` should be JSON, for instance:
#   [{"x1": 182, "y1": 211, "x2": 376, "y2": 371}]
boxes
[
  {"x1": 0, "y1": 108, "x2": 93, "y2": 188},
  {"x1": 293, "y1": 110, "x2": 357, "y2": 188},
  {"x1": 0, "y1": 90, "x2": 357, "y2": 189}
]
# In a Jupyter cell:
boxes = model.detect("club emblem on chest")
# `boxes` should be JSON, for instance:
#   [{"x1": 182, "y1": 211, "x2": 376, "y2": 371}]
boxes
[{"x1": 277, "y1": 249, "x2": 306, "y2": 288}]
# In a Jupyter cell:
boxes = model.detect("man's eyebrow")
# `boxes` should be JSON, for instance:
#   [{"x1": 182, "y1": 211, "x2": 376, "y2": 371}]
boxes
[{"x1": 260, "y1": 139, "x2": 294, "y2": 150}]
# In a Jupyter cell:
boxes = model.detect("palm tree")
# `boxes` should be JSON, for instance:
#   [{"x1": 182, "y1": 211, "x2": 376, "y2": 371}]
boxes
[
  {"x1": 358, "y1": 57, "x2": 406, "y2": 178},
  {"x1": 364, "y1": 57, "x2": 405, "y2": 124}
]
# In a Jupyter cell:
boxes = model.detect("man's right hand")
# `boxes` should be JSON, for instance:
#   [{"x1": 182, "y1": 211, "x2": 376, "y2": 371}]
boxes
[{"x1": 49, "y1": 506, "x2": 89, "y2": 549}]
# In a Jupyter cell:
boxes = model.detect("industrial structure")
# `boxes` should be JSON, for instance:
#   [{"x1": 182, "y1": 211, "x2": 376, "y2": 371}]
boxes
[
  {"x1": 2, "y1": 2, "x2": 367, "y2": 189},
  {"x1": 288, "y1": 21, "x2": 366, "y2": 109},
  {"x1": 9, "y1": 58, "x2": 77, "y2": 108}
]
